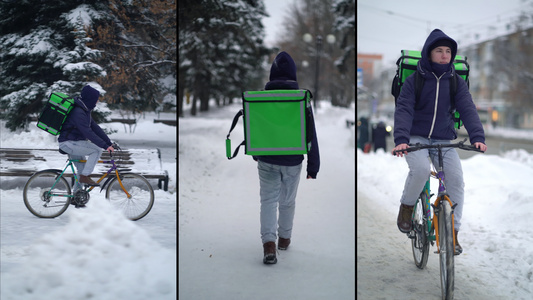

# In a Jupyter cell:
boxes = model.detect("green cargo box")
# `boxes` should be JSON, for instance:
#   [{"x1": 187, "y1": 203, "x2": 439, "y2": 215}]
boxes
[
  {"x1": 242, "y1": 89, "x2": 310, "y2": 156},
  {"x1": 37, "y1": 92, "x2": 75, "y2": 136}
]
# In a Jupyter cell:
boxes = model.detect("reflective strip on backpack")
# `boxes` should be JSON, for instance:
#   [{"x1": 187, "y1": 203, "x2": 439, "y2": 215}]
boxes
[
  {"x1": 49, "y1": 93, "x2": 74, "y2": 112},
  {"x1": 243, "y1": 90, "x2": 306, "y2": 101}
]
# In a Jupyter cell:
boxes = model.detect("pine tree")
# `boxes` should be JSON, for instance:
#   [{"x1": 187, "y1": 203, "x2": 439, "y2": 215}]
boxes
[
  {"x1": 0, "y1": 2, "x2": 108, "y2": 131},
  {"x1": 332, "y1": 0, "x2": 355, "y2": 107},
  {"x1": 178, "y1": 0, "x2": 269, "y2": 116}
]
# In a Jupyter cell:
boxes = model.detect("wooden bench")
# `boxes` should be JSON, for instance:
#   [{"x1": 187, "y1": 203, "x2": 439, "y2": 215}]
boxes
[
  {"x1": 0, "y1": 148, "x2": 169, "y2": 191},
  {"x1": 153, "y1": 119, "x2": 177, "y2": 126},
  {"x1": 109, "y1": 118, "x2": 137, "y2": 124}
]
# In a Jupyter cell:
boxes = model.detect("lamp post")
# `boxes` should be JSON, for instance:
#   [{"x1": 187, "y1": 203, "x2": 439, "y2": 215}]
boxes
[{"x1": 303, "y1": 33, "x2": 336, "y2": 110}]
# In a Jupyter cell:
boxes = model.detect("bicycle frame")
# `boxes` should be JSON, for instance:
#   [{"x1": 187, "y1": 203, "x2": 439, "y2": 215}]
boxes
[
  {"x1": 46, "y1": 157, "x2": 132, "y2": 199},
  {"x1": 429, "y1": 147, "x2": 457, "y2": 253},
  {"x1": 419, "y1": 178, "x2": 435, "y2": 243},
  {"x1": 396, "y1": 138, "x2": 483, "y2": 299}
]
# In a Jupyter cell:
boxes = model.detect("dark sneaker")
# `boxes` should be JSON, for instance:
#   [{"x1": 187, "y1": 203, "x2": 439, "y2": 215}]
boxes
[
  {"x1": 397, "y1": 204, "x2": 414, "y2": 233},
  {"x1": 79, "y1": 175, "x2": 99, "y2": 186},
  {"x1": 454, "y1": 230, "x2": 463, "y2": 255},
  {"x1": 278, "y1": 238, "x2": 290, "y2": 250},
  {"x1": 263, "y1": 241, "x2": 277, "y2": 264}
]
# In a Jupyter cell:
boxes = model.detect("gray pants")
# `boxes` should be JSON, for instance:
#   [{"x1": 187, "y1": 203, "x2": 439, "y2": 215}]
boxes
[
  {"x1": 59, "y1": 140, "x2": 103, "y2": 177},
  {"x1": 400, "y1": 136, "x2": 465, "y2": 231},
  {"x1": 258, "y1": 161, "x2": 302, "y2": 244}
]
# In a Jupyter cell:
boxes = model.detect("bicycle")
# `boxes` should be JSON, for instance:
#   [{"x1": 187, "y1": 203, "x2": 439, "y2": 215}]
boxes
[
  {"x1": 393, "y1": 138, "x2": 484, "y2": 300},
  {"x1": 23, "y1": 143, "x2": 154, "y2": 221}
]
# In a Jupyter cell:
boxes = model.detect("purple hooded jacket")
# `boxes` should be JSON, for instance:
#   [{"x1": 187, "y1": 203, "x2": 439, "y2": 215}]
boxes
[
  {"x1": 58, "y1": 85, "x2": 112, "y2": 150},
  {"x1": 394, "y1": 29, "x2": 485, "y2": 146}
]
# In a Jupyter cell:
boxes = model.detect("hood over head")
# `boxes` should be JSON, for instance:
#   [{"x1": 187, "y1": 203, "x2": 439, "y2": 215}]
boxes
[
  {"x1": 80, "y1": 85, "x2": 100, "y2": 110},
  {"x1": 265, "y1": 51, "x2": 299, "y2": 90},
  {"x1": 420, "y1": 29, "x2": 457, "y2": 74}
]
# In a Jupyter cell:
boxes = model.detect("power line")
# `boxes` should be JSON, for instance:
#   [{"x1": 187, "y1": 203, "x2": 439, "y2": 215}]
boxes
[
  {"x1": 358, "y1": 3, "x2": 463, "y2": 26},
  {"x1": 358, "y1": 2, "x2": 526, "y2": 32}
]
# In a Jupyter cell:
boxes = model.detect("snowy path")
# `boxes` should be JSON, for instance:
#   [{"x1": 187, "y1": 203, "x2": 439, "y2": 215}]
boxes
[
  {"x1": 357, "y1": 148, "x2": 533, "y2": 299},
  {"x1": 178, "y1": 103, "x2": 356, "y2": 299},
  {"x1": 356, "y1": 190, "x2": 508, "y2": 299}
]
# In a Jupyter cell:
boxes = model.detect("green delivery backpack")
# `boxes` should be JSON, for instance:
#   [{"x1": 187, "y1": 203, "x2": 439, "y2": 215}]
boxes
[
  {"x1": 36, "y1": 92, "x2": 75, "y2": 135},
  {"x1": 391, "y1": 50, "x2": 469, "y2": 129},
  {"x1": 225, "y1": 89, "x2": 313, "y2": 159}
]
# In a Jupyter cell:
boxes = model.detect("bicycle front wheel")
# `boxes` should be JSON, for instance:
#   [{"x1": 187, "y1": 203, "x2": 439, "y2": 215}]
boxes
[
  {"x1": 438, "y1": 199, "x2": 455, "y2": 300},
  {"x1": 23, "y1": 171, "x2": 71, "y2": 218},
  {"x1": 106, "y1": 173, "x2": 154, "y2": 221},
  {"x1": 412, "y1": 195, "x2": 430, "y2": 269}
]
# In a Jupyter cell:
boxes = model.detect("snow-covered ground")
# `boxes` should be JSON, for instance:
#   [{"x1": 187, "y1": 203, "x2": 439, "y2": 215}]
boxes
[
  {"x1": 357, "y1": 146, "x2": 533, "y2": 299},
  {"x1": 179, "y1": 101, "x2": 356, "y2": 299},
  {"x1": 0, "y1": 113, "x2": 177, "y2": 300}
]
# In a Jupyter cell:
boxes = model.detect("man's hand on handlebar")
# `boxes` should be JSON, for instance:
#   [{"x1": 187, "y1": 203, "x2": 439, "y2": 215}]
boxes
[
  {"x1": 106, "y1": 145, "x2": 115, "y2": 153},
  {"x1": 392, "y1": 143, "x2": 409, "y2": 157},
  {"x1": 473, "y1": 142, "x2": 487, "y2": 152}
]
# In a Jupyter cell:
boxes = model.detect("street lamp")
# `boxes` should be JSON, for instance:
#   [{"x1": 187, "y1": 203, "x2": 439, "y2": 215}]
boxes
[{"x1": 303, "y1": 33, "x2": 336, "y2": 110}]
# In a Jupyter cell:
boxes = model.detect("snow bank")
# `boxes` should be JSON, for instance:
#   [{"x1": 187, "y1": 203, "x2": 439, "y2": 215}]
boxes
[{"x1": 1, "y1": 199, "x2": 176, "y2": 300}]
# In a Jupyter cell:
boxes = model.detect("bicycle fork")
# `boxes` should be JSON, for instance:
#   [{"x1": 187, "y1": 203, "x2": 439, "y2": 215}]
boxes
[{"x1": 432, "y1": 195, "x2": 457, "y2": 254}]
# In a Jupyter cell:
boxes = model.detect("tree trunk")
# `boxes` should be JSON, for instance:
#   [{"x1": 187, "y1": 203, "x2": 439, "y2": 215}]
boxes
[{"x1": 178, "y1": 82, "x2": 184, "y2": 118}]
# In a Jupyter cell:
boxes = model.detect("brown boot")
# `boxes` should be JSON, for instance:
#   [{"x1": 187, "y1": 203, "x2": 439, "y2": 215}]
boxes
[
  {"x1": 278, "y1": 237, "x2": 291, "y2": 250},
  {"x1": 79, "y1": 175, "x2": 99, "y2": 186},
  {"x1": 397, "y1": 204, "x2": 414, "y2": 233},
  {"x1": 263, "y1": 242, "x2": 277, "y2": 264},
  {"x1": 454, "y1": 230, "x2": 463, "y2": 255}
]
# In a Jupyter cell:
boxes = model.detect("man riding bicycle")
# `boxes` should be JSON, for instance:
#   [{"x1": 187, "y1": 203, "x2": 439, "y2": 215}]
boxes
[
  {"x1": 58, "y1": 85, "x2": 114, "y2": 188},
  {"x1": 392, "y1": 29, "x2": 487, "y2": 254}
]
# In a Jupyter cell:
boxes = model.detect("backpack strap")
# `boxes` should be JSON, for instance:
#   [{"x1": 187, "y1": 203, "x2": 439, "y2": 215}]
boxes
[
  {"x1": 414, "y1": 71, "x2": 425, "y2": 103},
  {"x1": 226, "y1": 109, "x2": 245, "y2": 160},
  {"x1": 449, "y1": 73, "x2": 457, "y2": 113}
]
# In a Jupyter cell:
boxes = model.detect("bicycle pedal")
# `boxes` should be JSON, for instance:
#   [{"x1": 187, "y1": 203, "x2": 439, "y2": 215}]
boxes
[{"x1": 407, "y1": 232, "x2": 416, "y2": 239}]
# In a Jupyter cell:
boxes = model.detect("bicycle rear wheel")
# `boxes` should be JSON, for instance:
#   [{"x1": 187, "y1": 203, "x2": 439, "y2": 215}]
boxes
[
  {"x1": 438, "y1": 199, "x2": 455, "y2": 300},
  {"x1": 23, "y1": 171, "x2": 71, "y2": 218},
  {"x1": 412, "y1": 196, "x2": 430, "y2": 269},
  {"x1": 105, "y1": 173, "x2": 154, "y2": 221}
]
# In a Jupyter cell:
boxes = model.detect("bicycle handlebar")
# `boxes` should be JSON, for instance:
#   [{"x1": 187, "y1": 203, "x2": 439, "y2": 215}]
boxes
[
  {"x1": 108, "y1": 142, "x2": 122, "y2": 159},
  {"x1": 392, "y1": 138, "x2": 485, "y2": 155}
]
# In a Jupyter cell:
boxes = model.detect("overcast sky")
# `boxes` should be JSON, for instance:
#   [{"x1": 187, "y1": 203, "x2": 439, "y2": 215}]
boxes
[
  {"x1": 357, "y1": 0, "x2": 530, "y2": 67},
  {"x1": 263, "y1": 0, "x2": 530, "y2": 67},
  {"x1": 262, "y1": 0, "x2": 297, "y2": 47}
]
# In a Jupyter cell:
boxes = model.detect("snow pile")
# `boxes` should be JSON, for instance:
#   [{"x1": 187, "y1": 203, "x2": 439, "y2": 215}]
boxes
[
  {"x1": 1, "y1": 198, "x2": 176, "y2": 300},
  {"x1": 357, "y1": 148, "x2": 533, "y2": 298}
]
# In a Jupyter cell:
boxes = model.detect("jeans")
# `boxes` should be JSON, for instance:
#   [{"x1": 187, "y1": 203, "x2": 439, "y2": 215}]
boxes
[
  {"x1": 400, "y1": 136, "x2": 465, "y2": 231},
  {"x1": 258, "y1": 160, "x2": 302, "y2": 244},
  {"x1": 59, "y1": 140, "x2": 103, "y2": 191}
]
